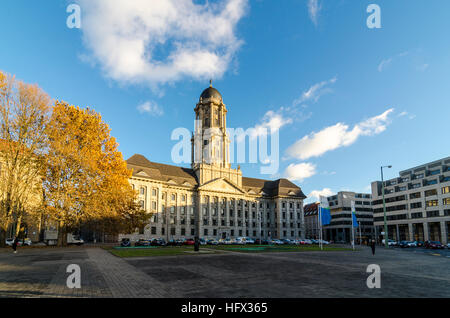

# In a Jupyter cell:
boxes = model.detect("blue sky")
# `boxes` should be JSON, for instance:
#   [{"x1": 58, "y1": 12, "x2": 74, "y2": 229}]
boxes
[{"x1": 1, "y1": 0, "x2": 449, "y2": 202}]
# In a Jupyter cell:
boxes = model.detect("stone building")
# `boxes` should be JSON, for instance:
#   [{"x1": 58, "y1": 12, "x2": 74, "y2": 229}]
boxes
[
  {"x1": 122, "y1": 84, "x2": 306, "y2": 242},
  {"x1": 303, "y1": 202, "x2": 319, "y2": 239}
]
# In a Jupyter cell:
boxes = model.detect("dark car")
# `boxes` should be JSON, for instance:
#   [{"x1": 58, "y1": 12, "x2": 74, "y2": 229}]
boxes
[
  {"x1": 425, "y1": 241, "x2": 444, "y2": 249},
  {"x1": 135, "y1": 239, "x2": 151, "y2": 247},
  {"x1": 415, "y1": 241, "x2": 424, "y2": 247},
  {"x1": 120, "y1": 238, "x2": 131, "y2": 247},
  {"x1": 151, "y1": 238, "x2": 166, "y2": 246},
  {"x1": 399, "y1": 241, "x2": 410, "y2": 248}
]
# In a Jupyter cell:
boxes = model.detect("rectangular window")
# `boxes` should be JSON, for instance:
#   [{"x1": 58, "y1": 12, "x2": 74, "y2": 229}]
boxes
[
  {"x1": 151, "y1": 227, "x2": 157, "y2": 235},
  {"x1": 443, "y1": 198, "x2": 450, "y2": 206},
  {"x1": 442, "y1": 186, "x2": 450, "y2": 194},
  {"x1": 171, "y1": 228, "x2": 176, "y2": 235},
  {"x1": 181, "y1": 228, "x2": 186, "y2": 236},
  {"x1": 171, "y1": 194, "x2": 176, "y2": 201},
  {"x1": 152, "y1": 201, "x2": 157, "y2": 210},
  {"x1": 426, "y1": 200, "x2": 438, "y2": 207},
  {"x1": 425, "y1": 189, "x2": 438, "y2": 197},
  {"x1": 140, "y1": 187, "x2": 146, "y2": 195},
  {"x1": 204, "y1": 229, "x2": 208, "y2": 236},
  {"x1": 429, "y1": 169, "x2": 440, "y2": 176},
  {"x1": 410, "y1": 202, "x2": 422, "y2": 209},
  {"x1": 152, "y1": 189, "x2": 157, "y2": 196},
  {"x1": 191, "y1": 229, "x2": 195, "y2": 236},
  {"x1": 410, "y1": 192, "x2": 421, "y2": 199}
]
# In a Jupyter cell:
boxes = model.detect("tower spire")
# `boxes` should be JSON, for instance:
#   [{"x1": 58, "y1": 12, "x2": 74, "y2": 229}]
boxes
[{"x1": 209, "y1": 79, "x2": 213, "y2": 87}]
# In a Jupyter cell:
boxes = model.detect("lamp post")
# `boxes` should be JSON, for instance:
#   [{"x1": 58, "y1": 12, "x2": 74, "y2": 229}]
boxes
[{"x1": 381, "y1": 165, "x2": 392, "y2": 248}]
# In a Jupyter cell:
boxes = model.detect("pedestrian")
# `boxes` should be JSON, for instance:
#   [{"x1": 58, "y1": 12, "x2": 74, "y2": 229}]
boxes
[
  {"x1": 370, "y1": 238, "x2": 376, "y2": 255},
  {"x1": 12, "y1": 236, "x2": 19, "y2": 254}
]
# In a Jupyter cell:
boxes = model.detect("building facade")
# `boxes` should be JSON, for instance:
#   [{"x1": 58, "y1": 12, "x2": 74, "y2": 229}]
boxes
[
  {"x1": 324, "y1": 192, "x2": 374, "y2": 244},
  {"x1": 303, "y1": 202, "x2": 319, "y2": 239},
  {"x1": 371, "y1": 157, "x2": 450, "y2": 244},
  {"x1": 122, "y1": 84, "x2": 307, "y2": 242}
]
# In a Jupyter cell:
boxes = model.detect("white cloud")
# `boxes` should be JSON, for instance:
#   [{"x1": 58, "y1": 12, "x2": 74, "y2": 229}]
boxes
[
  {"x1": 249, "y1": 110, "x2": 293, "y2": 139},
  {"x1": 137, "y1": 101, "x2": 164, "y2": 116},
  {"x1": 307, "y1": 0, "x2": 321, "y2": 26},
  {"x1": 77, "y1": 0, "x2": 248, "y2": 87},
  {"x1": 293, "y1": 76, "x2": 337, "y2": 106},
  {"x1": 284, "y1": 163, "x2": 317, "y2": 182},
  {"x1": 378, "y1": 58, "x2": 393, "y2": 72},
  {"x1": 308, "y1": 188, "x2": 335, "y2": 202},
  {"x1": 286, "y1": 108, "x2": 394, "y2": 160},
  {"x1": 399, "y1": 111, "x2": 416, "y2": 120}
]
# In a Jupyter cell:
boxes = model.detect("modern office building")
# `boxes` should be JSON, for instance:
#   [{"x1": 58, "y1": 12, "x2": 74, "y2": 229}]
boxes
[
  {"x1": 324, "y1": 192, "x2": 374, "y2": 244},
  {"x1": 371, "y1": 157, "x2": 450, "y2": 244},
  {"x1": 121, "y1": 84, "x2": 307, "y2": 242},
  {"x1": 303, "y1": 202, "x2": 319, "y2": 239}
]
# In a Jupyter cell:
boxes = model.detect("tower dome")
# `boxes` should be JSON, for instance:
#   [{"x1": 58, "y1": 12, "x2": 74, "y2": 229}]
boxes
[{"x1": 200, "y1": 81, "x2": 222, "y2": 101}]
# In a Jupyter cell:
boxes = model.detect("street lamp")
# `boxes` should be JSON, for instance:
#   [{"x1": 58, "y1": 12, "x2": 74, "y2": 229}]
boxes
[{"x1": 381, "y1": 165, "x2": 392, "y2": 248}]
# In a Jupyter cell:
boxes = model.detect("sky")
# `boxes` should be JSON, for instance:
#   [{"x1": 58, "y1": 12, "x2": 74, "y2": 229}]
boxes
[{"x1": 1, "y1": 0, "x2": 449, "y2": 203}]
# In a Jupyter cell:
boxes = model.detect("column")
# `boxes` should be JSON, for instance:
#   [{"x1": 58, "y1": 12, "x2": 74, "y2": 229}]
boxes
[
  {"x1": 440, "y1": 221, "x2": 448, "y2": 245},
  {"x1": 423, "y1": 222, "x2": 429, "y2": 241},
  {"x1": 408, "y1": 223, "x2": 414, "y2": 241},
  {"x1": 396, "y1": 224, "x2": 400, "y2": 242}
]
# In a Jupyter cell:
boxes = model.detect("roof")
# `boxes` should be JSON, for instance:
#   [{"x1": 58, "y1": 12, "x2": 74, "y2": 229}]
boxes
[
  {"x1": 127, "y1": 154, "x2": 306, "y2": 198},
  {"x1": 200, "y1": 86, "x2": 222, "y2": 101}
]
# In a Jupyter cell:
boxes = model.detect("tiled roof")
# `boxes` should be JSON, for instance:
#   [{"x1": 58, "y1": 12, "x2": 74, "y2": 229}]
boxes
[{"x1": 127, "y1": 154, "x2": 307, "y2": 198}]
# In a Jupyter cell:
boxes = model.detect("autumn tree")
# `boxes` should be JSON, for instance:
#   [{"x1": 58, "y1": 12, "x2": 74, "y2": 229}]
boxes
[
  {"x1": 44, "y1": 102, "x2": 149, "y2": 246},
  {"x1": 0, "y1": 71, "x2": 51, "y2": 247}
]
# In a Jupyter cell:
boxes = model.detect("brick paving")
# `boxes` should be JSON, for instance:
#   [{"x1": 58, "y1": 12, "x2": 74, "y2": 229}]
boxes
[{"x1": 0, "y1": 245, "x2": 448, "y2": 298}]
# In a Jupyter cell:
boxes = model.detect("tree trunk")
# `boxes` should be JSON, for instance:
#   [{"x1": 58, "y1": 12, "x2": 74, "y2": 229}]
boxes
[
  {"x1": 15, "y1": 216, "x2": 22, "y2": 239},
  {"x1": 57, "y1": 222, "x2": 67, "y2": 247},
  {"x1": 0, "y1": 228, "x2": 6, "y2": 248}
]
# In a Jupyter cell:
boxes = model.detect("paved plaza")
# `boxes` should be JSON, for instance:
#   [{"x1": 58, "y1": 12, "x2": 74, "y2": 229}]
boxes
[{"x1": 0, "y1": 246, "x2": 448, "y2": 298}]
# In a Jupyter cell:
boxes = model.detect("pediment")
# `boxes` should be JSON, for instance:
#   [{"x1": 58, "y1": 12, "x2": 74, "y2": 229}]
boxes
[
  {"x1": 136, "y1": 170, "x2": 149, "y2": 177},
  {"x1": 288, "y1": 191, "x2": 296, "y2": 195},
  {"x1": 198, "y1": 178, "x2": 245, "y2": 194},
  {"x1": 167, "y1": 179, "x2": 177, "y2": 185}
]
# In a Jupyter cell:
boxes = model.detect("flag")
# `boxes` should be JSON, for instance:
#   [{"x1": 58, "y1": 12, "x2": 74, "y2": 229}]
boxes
[
  {"x1": 351, "y1": 201, "x2": 359, "y2": 228},
  {"x1": 319, "y1": 196, "x2": 331, "y2": 225}
]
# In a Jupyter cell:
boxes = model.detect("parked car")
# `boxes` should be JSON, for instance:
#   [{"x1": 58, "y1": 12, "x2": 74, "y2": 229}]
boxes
[
  {"x1": 184, "y1": 238, "x2": 195, "y2": 246},
  {"x1": 244, "y1": 237, "x2": 255, "y2": 244},
  {"x1": 5, "y1": 238, "x2": 16, "y2": 246},
  {"x1": 407, "y1": 241, "x2": 417, "y2": 247},
  {"x1": 235, "y1": 237, "x2": 247, "y2": 245},
  {"x1": 335, "y1": 240, "x2": 346, "y2": 244},
  {"x1": 399, "y1": 241, "x2": 410, "y2": 248},
  {"x1": 120, "y1": 238, "x2": 131, "y2": 247},
  {"x1": 310, "y1": 239, "x2": 319, "y2": 244},
  {"x1": 260, "y1": 239, "x2": 270, "y2": 245},
  {"x1": 415, "y1": 241, "x2": 424, "y2": 247},
  {"x1": 199, "y1": 238, "x2": 207, "y2": 246},
  {"x1": 135, "y1": 239, "x2": 151, "y2": 247},
  {"x1": 271, "y1": 239, "x2": 284, "y2": 245},
  {"x1": 207, "y1": 239, "x2": 219, "y2": 245},
  {"x1": 151, "y1": 238, "x2": 166, "y2": 246},
  {"x1": 22, "y1": 238, "x2": 32, "y2": 246},
  {"x1": 317, "y1": 240, "x2": 330, "y2": 245},
  {"x1": 424, "y1": 241, "x2": 445, "y2": 249},
  {"x1": 382, "y1": 239, "x2": 397, "y2": 247},
  {"x1": 446, "y1": 243, "x2": 450, "y2": 249}
]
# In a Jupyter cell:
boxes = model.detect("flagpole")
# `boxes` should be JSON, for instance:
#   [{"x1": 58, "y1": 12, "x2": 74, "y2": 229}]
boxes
[{"x1": 351, "y1": 201, "x2": 355, "y2": 251}]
